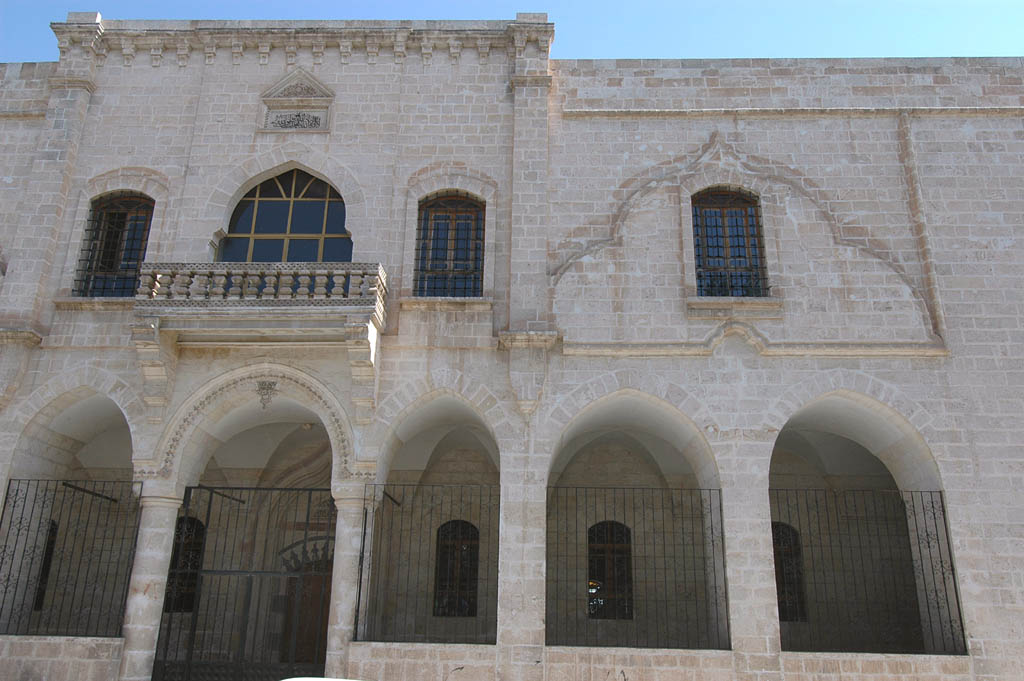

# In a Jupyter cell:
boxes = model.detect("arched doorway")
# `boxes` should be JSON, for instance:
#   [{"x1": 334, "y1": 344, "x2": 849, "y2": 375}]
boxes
[
  {"x1": 153, "y1": 397, "x2": 336, "y2": 680},
  {"x1": 768, "y1": 392, "x2": 966, "y2": 654}
]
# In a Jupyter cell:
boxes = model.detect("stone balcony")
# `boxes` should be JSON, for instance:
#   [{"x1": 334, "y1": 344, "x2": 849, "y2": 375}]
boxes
[
  {"x1": 132, "y1": 262, "x2": 387, "y2": 420},
  {"x1": 134, "y1": 262, "x2": 386, "y2": 343}
]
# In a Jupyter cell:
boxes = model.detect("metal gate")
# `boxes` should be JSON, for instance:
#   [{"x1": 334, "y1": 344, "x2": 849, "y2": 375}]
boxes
[
  {"x1": 152, "y1": 486, "x2": 336, "y2": 681},
  {"x1": 0, "y1": 479, "x2": 141, "y2": 636}
]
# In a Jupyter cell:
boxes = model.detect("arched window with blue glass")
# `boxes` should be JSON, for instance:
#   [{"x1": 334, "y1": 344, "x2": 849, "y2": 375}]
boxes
[{"x1": 219, "y1": 169, "x2": 350, "y2": 263}]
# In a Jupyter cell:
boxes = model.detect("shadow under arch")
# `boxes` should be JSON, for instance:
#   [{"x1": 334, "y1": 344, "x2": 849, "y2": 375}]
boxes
[
  {"x1": 148, "y1": 362, "x2": 354, "y2": 494},
  {"x1": 772, "y1": 389, "x2": 942, "y2": 492},
  {"x1": 768, "y1": 389, "x2": 966, "y2": 655},
  {"x1": 375, "y1": 389, "x2": 502, "y2": 485},
  {"x1": 548, "y1": 388, "x2": 719, "y2": 490}
]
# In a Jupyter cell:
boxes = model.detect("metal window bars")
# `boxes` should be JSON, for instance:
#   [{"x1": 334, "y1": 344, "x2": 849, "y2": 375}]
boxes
[
  {"x1": 355, "y1": 484, "x2": 499, "y2": 644},
  {"x1": 74, "y1": 193, "x2": 154, "y2": 297},
  {"x1": 546, "y1": 487, "x2": 730, "y2": 649},
  {"x1": 692, "y1": 190, "x2": 768, "y2": 297},
  {"x1": 0, "y1": 479, "x2": 142, "y2": 636},
  {"x1": 769, "y1": 489, "x2": 967, "y2": 654}
]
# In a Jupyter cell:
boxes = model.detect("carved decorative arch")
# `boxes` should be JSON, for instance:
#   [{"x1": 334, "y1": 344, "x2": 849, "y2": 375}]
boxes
[
  {"x1": 550, "y1": 131, "x2": 939, "y2": 336},
  {"x1": 145, "y1": 363, "x2": 357, "y2": 491}
]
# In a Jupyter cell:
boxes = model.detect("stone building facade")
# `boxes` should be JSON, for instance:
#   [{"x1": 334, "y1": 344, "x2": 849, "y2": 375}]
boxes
[{"x1": 0, "y1": 10, "x2": 1022, "y2": 681}]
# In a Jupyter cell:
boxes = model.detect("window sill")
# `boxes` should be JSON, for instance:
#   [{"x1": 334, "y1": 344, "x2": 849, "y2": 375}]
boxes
[
  {"x1": 53, "y1": 296, "x2": 136, "y2": 311},
  {"x1": 400, "y1": 296, "x2": 493, "y2": 312},
  {"x1": 686, "y1": 295, "x2": 783, "y2": 320}
]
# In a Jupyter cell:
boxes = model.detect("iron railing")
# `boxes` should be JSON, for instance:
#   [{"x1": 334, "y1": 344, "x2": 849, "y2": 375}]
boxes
[
  {"x1": 0, "y1": 479, "x2": 142, "y2": 636},
  {"x1": 153, "y1": 486, "x2": 337, "y2": 681},
  {"x1": 769, "y1": 489, "x2": 966, "y2": 654},
  {"x1": 546, "y1": 487, "x2": 729, "y2": 649},
  {"x1": 355, "y1": 484, "x2": 499, "y2": 644}
]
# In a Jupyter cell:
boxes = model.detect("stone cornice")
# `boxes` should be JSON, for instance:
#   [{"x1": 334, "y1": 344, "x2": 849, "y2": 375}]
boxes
[
  {"x1": 0, "y1": 329, "x2": 43, "y2": 346},
  {"x1": 562, "y1": 106, "x2": 1024, "y2": 119},
  {"x1": 498, "y1": 330, "x2": 560, "y2": 350},
  {"x1": 51, "y1": 21, "x2": 542, "y2": 68},
  {"x1": 53, "y1": 296, "x2": 135, "y2": 311},
  {"x1": 46, "y1": 76, "x2": 96, "y2": 93},
  {"x1": 563, "y1": 340, "x2": 949, "y2": 359}
]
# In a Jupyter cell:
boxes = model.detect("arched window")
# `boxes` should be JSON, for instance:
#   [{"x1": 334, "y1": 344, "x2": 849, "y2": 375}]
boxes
[
  {"x1": 164, "y1": 516, "x2": 205, "y2": 613},
  {"x1": 219, "y1": 169, "x2": 350, "y2": 262},
  {"x1": 74, "y1": 192, "x2": 154, "y2": 297},
  {"x1": 772, "y1": 521, "x2": 807, "y2": 622},
  {"x1": 415, "y1": 194, "x2": 484, "y2": 297},
  {"x1": 587, "y1": 521, "x2": 633, "y2": 620},
  {"x1": 691, "y1": 188, "x2": 767, "y2": 297},
  {"x1": 433, "y1": 520, "x2": 479, "y2": 617}
]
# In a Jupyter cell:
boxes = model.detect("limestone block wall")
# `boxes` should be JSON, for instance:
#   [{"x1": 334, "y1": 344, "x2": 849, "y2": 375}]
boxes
[
  {"x1": 0, "y1": 635, "x2": 124, "y2": 681},
  {"x1": 0, "y1": 12, "x2": 1022, "y2": 681}
]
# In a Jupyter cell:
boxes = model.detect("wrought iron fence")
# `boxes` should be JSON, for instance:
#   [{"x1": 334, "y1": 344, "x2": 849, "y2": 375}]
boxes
[
  {"x1": 355, "y1": 484, "x2": 499, "y2": 644},
  {"x1": 769, "y1": 489, "x2": 966, "y2": 654},
  {"x1": 546, "y1": 487, "x2": 729, "y2": 649},
  {"x1": 153, "y1": 486, "x2": 337, "y2": 681},
  {"x1": 0, "y1": 479, "x2": 142, "y2": 636}
]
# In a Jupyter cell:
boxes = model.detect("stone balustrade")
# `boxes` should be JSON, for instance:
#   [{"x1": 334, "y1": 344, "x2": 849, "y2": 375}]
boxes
[{"x1": 135, "y1": 262, "x2": 387, "y2": 327}]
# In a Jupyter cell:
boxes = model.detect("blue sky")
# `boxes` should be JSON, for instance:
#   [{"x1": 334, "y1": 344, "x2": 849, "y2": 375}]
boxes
[{"x1": 2, "y1": 0, "x2": 1023, "y2": 63}]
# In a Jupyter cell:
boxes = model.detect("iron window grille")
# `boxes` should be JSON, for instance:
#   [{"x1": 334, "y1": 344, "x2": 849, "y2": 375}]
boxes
[
  {"x1": 433, "y1": 520, "x2": 480, "y2": 617},
  {"x1": 74, "y1": 193, "x2": 153, "y2": 297},
  {"x1": 219, "y1": 169, "x2": 350, "y2": 263},
  {"x1": 692, "y1": 188, "x2": 768, "y2": 297},
  {"x1": 769, "y1": 489, "x2": 967, "y2": 654},
  {"x1": 414, "y1": 194, "x2": 485, "y2": 297},
  {"x1": 587, "y1": 521, "x2": 633, "y2": 620},
  {"x1": 771, "y1": 521, "x2": 807, "y2": 622}
]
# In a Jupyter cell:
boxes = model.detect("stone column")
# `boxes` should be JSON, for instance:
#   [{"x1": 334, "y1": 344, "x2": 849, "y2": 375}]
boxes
[
  {"x1": 506, "y1": 14, "x2": 555, "y2": 333},
  {"x1": 1, "y1": 13, "x2": 100, "y2": 331},
  {"x1": 325, "y1": 483, "x2": 366, "y2": 678},
  {"x1": 496, "y1": 462, "x2": 548, "y2": 681},
  {"x1": 717, "y1": 438, "x2": 782, "y2": 677},
  {"x1": 118, "y1": 493, "x2": 181, "y2": 681}
]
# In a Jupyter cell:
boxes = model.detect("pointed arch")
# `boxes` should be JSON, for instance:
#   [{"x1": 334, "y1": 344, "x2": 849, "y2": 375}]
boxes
[
  {"x1": 539, "y1": 383, "x2": 719, "y2": 489},
  {"x1": 372, "y1": 385, "x2": 512, "y2": 483},
  {"x1": 766, "y1": 372, "x2": 943, "y2": 491},
  {"x1": 198, "y1": 145, "x2": 365, "y2": 249},
  {"x1": 402, "y1": 162, "x2": 499, "y2": 298}
]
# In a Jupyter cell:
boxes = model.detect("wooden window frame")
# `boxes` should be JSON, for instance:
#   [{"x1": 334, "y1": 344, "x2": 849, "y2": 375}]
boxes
[
  {"x1": 692, "y1": 189, "x2": 768, "y2": 297},
  {"x1": 74, "y1": 192, "x2": 154, "y2": 297},
  {"x1": 219, "y1": 169, "x2": 350, "y2": 263},
  {"x1": 587, "y1": 520, "x2": 633, "y2": 620},
  {"x1": 433, "y1": 519, "x2": 480, "y2": 618},
  {"x1": 414, "y1": 193, "x2": 485, "y2": 297}
]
